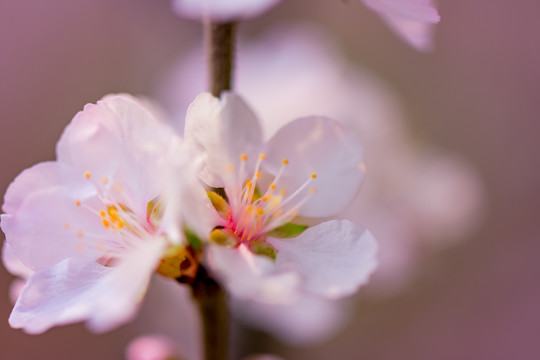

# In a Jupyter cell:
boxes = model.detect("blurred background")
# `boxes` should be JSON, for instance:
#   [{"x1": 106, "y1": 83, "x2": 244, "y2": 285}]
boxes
[{"x1": 0, "y1": 0, "x2": 539, "y2": 359}]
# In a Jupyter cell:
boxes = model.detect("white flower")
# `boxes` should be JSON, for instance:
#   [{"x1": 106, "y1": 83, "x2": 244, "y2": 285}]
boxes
[
  {"x1": 1, "y1": 94, "x2": 207, "y2": 334},
  {"x1": 184, "y1": 92, "x2": 378, "y2": 313}
]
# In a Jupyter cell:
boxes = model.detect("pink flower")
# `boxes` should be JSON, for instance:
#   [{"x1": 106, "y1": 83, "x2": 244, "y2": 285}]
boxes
[
  {"x1": 172, "y1": 0, "x2": 282, "y2": 22},
  {"x1": 0, "y1": 94, "x2": 208, "y2": 334},
  {"x1": 362, "y1": 0, "x2": 441, "y2": 51},
  {"x1": 184, "y1": 92, "x2": 378, "y2": 313}
]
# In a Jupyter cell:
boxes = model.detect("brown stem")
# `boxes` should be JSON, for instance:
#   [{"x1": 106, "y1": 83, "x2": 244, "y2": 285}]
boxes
[
  {"x1": 180, "y1": 266, "x2": 229, "y2": 360},
  {"x1": 206, "y1": 21, "x2": 237, "y2": 97}
]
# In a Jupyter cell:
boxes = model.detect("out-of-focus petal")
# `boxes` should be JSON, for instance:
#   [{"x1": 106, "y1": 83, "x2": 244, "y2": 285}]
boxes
[
  {"x1": 184, "y1": 93, "x2": 263, "y2": 188},
  {"x1": 363, "y1": 0, "x2": 440, "y2": 51},
  {"x1": 263, "y1": 117, "x2": 365, "y2": 218},
  {"x1": 269, "y1": 220, "x2": 377, "y2": 298},
  {"x1": 233, "y1": 294, "x2": 349, "y2": 346},
  {"x1": 125, "y1": 335, "x2": 180, "y2": 360},
  {"x1": 172, "y1": 0, "x2": 282, "y2": 22},
  {"x1": 9, "y1": 239, "x2": 166, "y2": 334}
]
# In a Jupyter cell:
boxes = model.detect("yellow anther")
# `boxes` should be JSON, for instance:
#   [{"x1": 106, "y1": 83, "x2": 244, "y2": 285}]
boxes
[
  {"x1": 311, "y1": 173, "x2": 317, "y2": 179},
  {"x1": 256, "y1": 208, "x2": 264, "y2": 215},
  {"x1": 63, "y1": 223, "x2": 70, "y2": 229},
  {"x1": 76, "y1": 230, "x2": 84, "y2": 238},
  {"x1": 117, "y1": 222, "x2": 124, "y2": 229},
  {"x1": 255, "y1": 172, "x2": 261, "y2": 179},
  {"x1": 75, "y1": 200, "x2": 81, "y2": 207},
  {"x1": 101, "y1": 176, "x2": 109, "y2": 184},
  {"x1": 261, "y1": 196, "x2": 269, "y2": 202},
  {"x1": 108, "y1": 206, "x2": 119, "y2": 220},
  {"x1": 99, "y1": 210, "x2": 106, "y2": 217},
  {"x1": 240, "y1": 154, "x2": 248, "y2": 161},
  {"x1": 259, "y1": 153, "x2": 266, "y2": 160},
  {"x1": 246, "y1": 205, "x2": 253, "y2": 212},
  {"x1": 245, "y1": 180, "x2": 252, "y2": 188},
  {"x1": 102, "y1": 219, "x2": 110, "y2": 228},
  {"x1": 270, "y1": 184, "x2": 276, "y2": 190},
  {"x1": 84, "y1": 171, "x2": 91, "y2": 179},
  {"x1": 282, "y1": 158, "x2": 289, "y2": 165}
]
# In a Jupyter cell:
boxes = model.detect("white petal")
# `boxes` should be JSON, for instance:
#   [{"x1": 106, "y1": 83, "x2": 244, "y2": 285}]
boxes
[
  {"x1": 184, "y1": 93, "x2": 263, "y2": 188},
  {"x1": 172, "y1": 0, "x2": 282, "y2": 22},
  {"x1": 268, "y1": 220, "x2": 378, "y2": 298},
  {"x1": 161, "y1": 139, "x2": 222, "y2": 244},
  {"x1": 205, "y1": 244, "x2": 300, "y2": 303},
  {"x1": 263, "y1": 117, "x2": 365, "y2": 217},
  {"x1": 56, "y1": 94, "x2": 176, "y2": 217},
  {"x1": 2, "y1": 243, "x2": 33, "y2": 279},
  {"x1": 2, "y1": 183, "x2": 105, "y2": 271},
  {"x1": 9, "y1": 239, "x2": 165, "y2": 334}
]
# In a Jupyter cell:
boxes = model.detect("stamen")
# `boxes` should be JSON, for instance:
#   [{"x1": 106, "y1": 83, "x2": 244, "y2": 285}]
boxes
[
  {"x1": 240, "y1": 154, "x2": 248, "y2": 162},
  {"x1": 63, "y1": 223, "x2": 70, "y2": 229},
  {"x1": 75, "y1": 200, "x2": 81, "y2": 207},
  {"x1": 101, "y1": 176, "x2": 109, "y2": 185},
  {"x1": 84, "y1": 171, "x2": 91, "y2": 179},
  {"x1": 76, "y1": 230, "x2": 84, "y2": 238}
]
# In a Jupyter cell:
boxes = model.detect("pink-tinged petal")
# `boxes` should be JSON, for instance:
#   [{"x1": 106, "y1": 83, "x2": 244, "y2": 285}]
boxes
[
  {"x1": 125, "y1": 335, "x2": 179, "y2": 360},
  {"x1": 232, "y1": 294, "x2": 348, "y2": 346},
  {"x1": 56, "y1": 94, "x2": 175, "y2": 217},
  {"x1": 2, "y1": 243, "x2": 33, "y2": 279},
  {"x1": 268, "y1": 220, "x2": 377, "y2": 298},
  {"x1": 9, "y1": 239, "x2": 166, "y2": 334},
  {"x1": 263, "y1": 117, "x2": 365, "y2": 218},
  {"x1": 172, "y1": 0, "x2": 282, "y2": 22},
  {"x1": 2, "y1": 183, "x2": 106, "y2": 271},
  {"x1": 378, "y1": 13, "x2": 436, "y2": 51},
  {"x1": 363, "y1": 0, "x2": 440, "y2": 23},
  {"x1": 205, "y1": 244, "x2": 300, "y2": 303},
  {"x1": 184, "y1": 93, "x2": 263, "y2": 188},
  {"x1": 363, "y1": 0, "x2": 440, "y2": 51},
  {"x1": 243, "y1": 355, "x2": 285, "y2": 360}
]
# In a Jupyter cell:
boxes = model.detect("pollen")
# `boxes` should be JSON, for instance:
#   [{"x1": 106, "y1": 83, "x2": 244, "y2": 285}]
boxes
[
  {"x1": 256, "y1": 208, "x2": 264, "y2": 215},
  {"x1": 282, "y1": 158, "x2": 289, "y2": 165},
  {"x1": 63, "y1": 222, "x2": 70, "y2": 229},
  {"x1": 101, "y1": 176, "x2": 109, "y2": 184},
  {"x1": 259, "y1": 153, "x2": 266, "y2": 160},
  {"x1": 102, "y1": 219, "x2": 110, "y2": 228},
  {"x1": 99, "y1": 210, "x2": 106, "y2": 217},
  {"x1": 311, "y1": 173, "x2": 317, "y2": 179},
  {"x1": 240, "y1": 154, "x2": 248, "y2": 161},
  {"x1": 270, "y1": 184, "x2": 276, "y2": 190},
  {"x1": 84, "y1": 171, "x2": 91, "y2": 179},
  {"x1": 255, "y1": 172, "x2": 261, "y2": 179},
  {"x1": 75, "y1": 200, "x2": 81, "y2": 207},
  {"x1": 76, "y1": 230, "x2": 84, "y2": 238},
  {"x1": 261, "y1": 196, "x2": 270, "y2": 202}
]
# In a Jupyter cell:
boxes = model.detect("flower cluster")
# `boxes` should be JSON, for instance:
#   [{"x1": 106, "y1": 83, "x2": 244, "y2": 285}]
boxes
[{"x1": 1, "y1": 92, "x2": 377, "y2": 334}]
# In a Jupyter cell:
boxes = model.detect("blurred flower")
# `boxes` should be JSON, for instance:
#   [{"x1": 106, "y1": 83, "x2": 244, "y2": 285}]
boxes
[
  {"x1": 172, "y1": 0, "x2": 282, "y2": 22},
  {"x1": 184, "y1": 92, "x2": 377, "y2": 339},
  {"x1": 363, "y1": 0, "x2": 440, "y2": 51},
  {"x1": 0, "y1": 94, "x2": 209, "y2": 334},
  {"x1": 171, "y1": 0, "x2": 439, "y2": 50},
  {"x1": 159, "y1": 23, "x2": 483, "y2": 328},
  {"x1": 125, "y1": 335, "x2": 183, "y2": 360},
  {"x1": 243, "y1": 354, "x2": 285, "y2": 360}
]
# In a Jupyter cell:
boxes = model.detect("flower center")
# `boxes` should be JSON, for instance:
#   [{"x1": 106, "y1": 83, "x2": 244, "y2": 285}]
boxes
[{"x1": 223, "y1": 153, "x2": 317, "y2": 243}]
